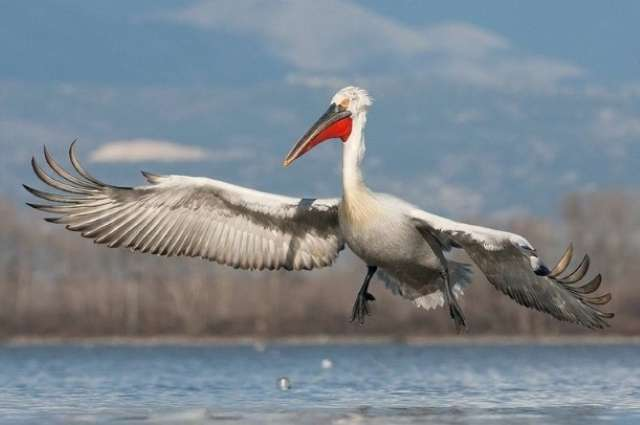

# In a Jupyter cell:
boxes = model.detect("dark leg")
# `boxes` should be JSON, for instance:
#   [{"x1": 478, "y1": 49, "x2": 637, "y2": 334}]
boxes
[
  {"x1": 417, "y1": 230, "x2": 466, "y2": 333},
  {"x1": 351, "y1": 266, "x2": 378, "y2": 324},
  {"x1": 441, "y1": 268, "x2": 466, "y2": 333}
]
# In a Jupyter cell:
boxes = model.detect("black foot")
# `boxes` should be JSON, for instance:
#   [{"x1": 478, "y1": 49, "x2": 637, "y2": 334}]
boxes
[
  {"x1": 439, "y1": 268, "x2": 467, "y2": 334},
  {"x1": 351, "y1": 291, "x2": 375, "y2": 324},
  {"x1": 449, "y1": 302, "x2": 467, "y2": 334}
]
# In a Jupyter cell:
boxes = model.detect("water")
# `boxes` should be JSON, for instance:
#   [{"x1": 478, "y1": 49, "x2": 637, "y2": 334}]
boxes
[{"x1": 0, "y1": 342, "x2": 638, "y2": 424}]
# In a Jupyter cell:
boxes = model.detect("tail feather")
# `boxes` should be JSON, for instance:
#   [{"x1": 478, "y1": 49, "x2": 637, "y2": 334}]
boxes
[
  {"x1": 450, "y1": 261, "x2": 473, "y2": 298},
  {"x1": 378, "y1": 261, "x2": 474, "y2": 312}
]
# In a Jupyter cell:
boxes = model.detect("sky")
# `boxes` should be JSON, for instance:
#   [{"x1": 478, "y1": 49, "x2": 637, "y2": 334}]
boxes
[{"x1": 2, "y1": 1, "x2": 639, "y2": 218}]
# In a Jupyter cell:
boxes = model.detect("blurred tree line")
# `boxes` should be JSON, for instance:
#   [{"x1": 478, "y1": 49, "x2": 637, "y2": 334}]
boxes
[{"x1": 0, "y1": 191, "x2": 637, "y2": 339}]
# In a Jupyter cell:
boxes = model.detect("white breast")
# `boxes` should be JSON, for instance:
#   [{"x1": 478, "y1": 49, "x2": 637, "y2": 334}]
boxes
[{"x1": 339, "y1": 190, "x2": 423, "y2": 266}]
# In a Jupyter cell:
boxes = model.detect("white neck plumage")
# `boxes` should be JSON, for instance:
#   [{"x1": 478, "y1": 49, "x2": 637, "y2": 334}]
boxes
[{"x1": 342, "y1": 111, "x2": 368, "y2": 198}]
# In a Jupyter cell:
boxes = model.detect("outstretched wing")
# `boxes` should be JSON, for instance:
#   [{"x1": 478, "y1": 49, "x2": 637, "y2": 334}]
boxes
[
  {"x1": 411, "y1": 208, "x2": 613, "y2": 329},
  {"x1": 24, "y1": 142, "x2": 344, "y2": 271}
]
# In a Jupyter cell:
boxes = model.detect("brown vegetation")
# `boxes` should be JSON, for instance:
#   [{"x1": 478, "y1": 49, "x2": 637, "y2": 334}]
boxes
[{"x1": 0, "y1": 192, "x2": 637, "y2": 338}]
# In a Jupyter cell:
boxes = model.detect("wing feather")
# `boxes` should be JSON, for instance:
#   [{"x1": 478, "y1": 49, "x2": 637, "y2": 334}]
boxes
[
  {"x1": 411, "y1": 208, "x2": 613, "y2": 329},
  {"x1": 26, "y1": 143, "x2": 344, "y2": 271}
]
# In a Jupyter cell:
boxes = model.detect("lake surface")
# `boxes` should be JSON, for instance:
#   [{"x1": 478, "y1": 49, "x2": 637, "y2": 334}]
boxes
[{"x1": 0, "y1": 342, "x2": 638, "y2": 424}]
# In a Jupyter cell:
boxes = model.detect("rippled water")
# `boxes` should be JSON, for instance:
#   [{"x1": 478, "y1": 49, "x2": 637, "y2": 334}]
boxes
[{"x1": 0, "y1": 342, "x2": 638, "y2": 424}]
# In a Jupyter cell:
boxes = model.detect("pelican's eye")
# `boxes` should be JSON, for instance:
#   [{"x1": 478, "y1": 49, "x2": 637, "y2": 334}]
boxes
[{"x1": 338, "y1": 98, "x2": 350, "y2": 110}]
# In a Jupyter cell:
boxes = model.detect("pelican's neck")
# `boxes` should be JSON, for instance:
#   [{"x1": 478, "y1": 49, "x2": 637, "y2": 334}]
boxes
[{"x1": 342, "y1": 111, "x2": 369, "y2": 198}]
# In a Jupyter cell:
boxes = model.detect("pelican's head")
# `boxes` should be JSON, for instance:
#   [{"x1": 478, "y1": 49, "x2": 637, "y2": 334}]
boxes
[{"x1": 283, "y1": 86, "x2": 372, "y2": 167}]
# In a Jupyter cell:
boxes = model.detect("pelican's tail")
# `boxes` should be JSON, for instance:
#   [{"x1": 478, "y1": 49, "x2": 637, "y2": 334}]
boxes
[
  {"x1": 378, "y1": 261, "x2": 473, "y2": 311},
  {"x1": 450, "y1": 261, "x2": 473, "y2": 298},
  {"x1": 413, "y1": 261, "x2": 472, "y2": 310}
]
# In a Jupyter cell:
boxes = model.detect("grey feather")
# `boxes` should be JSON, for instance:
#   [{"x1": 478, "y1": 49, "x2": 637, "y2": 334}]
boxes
[
  {"x1": 548, "y1": 244, "x2": 573, "y2": 278},
  {"x1": 412, "y1": 217, "x2": 613, "y2": 330},
  {"x1": 557, "y1": 254, "x2": 590, "y2": 284}
]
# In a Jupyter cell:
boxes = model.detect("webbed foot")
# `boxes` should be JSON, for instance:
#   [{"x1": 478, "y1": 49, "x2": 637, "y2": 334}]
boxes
[{"x1": 351, "y1": 291, "x2": 375, "y2": 324}]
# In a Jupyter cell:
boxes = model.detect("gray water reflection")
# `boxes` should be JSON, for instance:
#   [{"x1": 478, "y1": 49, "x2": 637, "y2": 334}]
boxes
[{"x1": 0, "y1": 343, "x2": 637, "y2": 424}]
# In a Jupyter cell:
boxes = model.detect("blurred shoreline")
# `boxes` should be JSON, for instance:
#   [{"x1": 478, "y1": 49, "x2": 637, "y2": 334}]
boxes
[{"x1": 3, "y1": 334, "x2": 639, "y2": 346}]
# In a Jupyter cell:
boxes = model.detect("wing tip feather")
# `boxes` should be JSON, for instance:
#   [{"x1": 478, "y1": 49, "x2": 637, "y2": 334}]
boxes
[{"x1": 141, "y1": 170, "x2": 164, "y2": 184}]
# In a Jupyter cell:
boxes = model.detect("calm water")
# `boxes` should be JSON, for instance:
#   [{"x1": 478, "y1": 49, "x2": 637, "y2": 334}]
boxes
[{"x1": 0, "y1": 342, "x2": 638, "y2": 424}]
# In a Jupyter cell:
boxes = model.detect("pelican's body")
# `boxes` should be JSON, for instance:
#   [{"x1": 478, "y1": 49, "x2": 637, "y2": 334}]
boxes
[
  {"x1": 341, "y1": 189, "x2": 444, "y2": 292},
  {"x1": 25, "y1": 86, "x2": 613, "y2": 331},
  {"x1": 341, "y1": 193, "x2": 427, "y2": 268}
]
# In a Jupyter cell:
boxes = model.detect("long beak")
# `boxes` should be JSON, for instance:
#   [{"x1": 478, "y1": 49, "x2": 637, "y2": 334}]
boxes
[{"x1": 283, "y1": 103, "x2": 352, "y2": 167}]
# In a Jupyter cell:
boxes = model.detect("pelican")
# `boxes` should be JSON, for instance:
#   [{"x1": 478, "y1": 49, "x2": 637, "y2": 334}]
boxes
[{"x1": 24, "y1": 86, "x2": 613, "y2": 331}]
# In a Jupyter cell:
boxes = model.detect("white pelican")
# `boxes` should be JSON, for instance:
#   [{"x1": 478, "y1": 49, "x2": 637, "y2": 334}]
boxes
[{"x1": 24, "y1": 86, "x2": 613, "y2": 331}]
